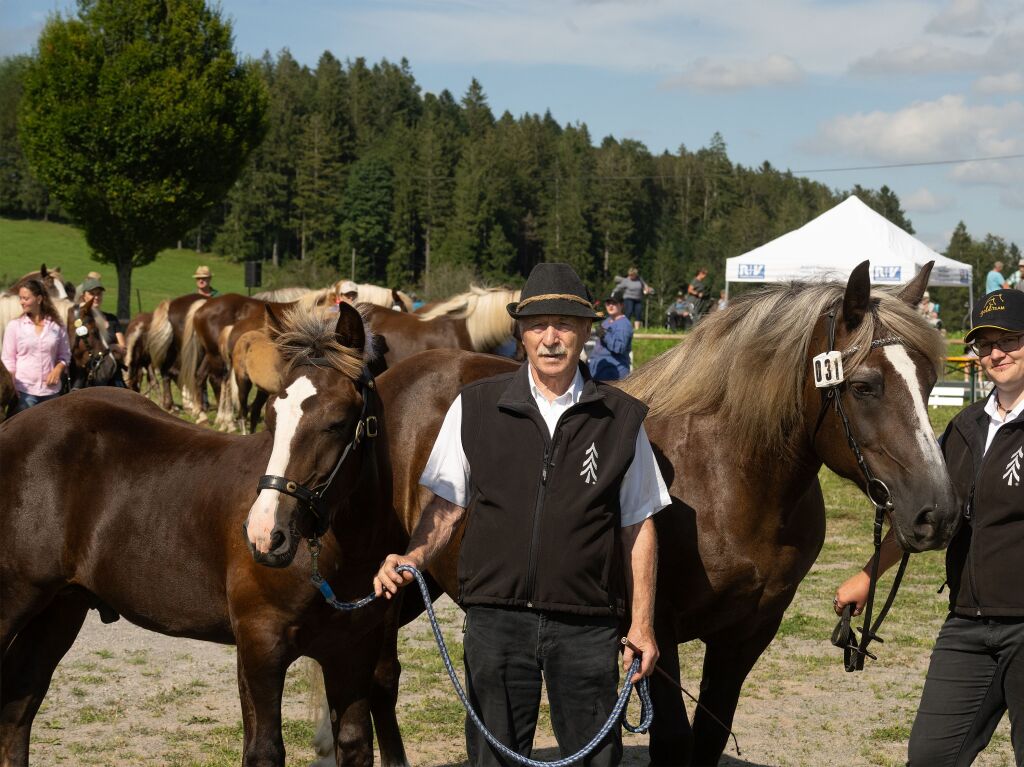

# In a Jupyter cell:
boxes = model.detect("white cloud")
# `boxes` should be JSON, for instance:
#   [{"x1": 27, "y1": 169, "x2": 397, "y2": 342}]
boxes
[
  {"x1": 809, "y1": 95, "x2": 1024, "y2": 163},
  {"x1": 950, "y1": 158, "x2": 1024, "y2": 185},
  {"x1": 926, "y1": 0, "x2": 993, "y2": 37},
  {"x1": 903, "y1": 188, "x2": 955, "y2": 213},
  {"x1": 660, "y1": 54, "x2": 803, "y2": 91},
  {"x1": 974, "y1": 72, "x2": 1024, "y2": 93},
  {"x1": 850, "y1": 43, "x2": 976, "y2": 75}
]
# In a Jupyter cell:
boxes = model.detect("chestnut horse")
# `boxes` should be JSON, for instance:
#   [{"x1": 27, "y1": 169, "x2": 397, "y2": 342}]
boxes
[
  {"x1": 145, "y1": 293, "x2": 207, "y2": 411},
  {"x1": 366, "y1": 262, "x2": 960, "y2": 766},
  {"x1": 364, "y1": 286, "x2": 519, "y2": 367},
  {"x1": 0, "y1": 303, "x2": 411, "y2": 767}
]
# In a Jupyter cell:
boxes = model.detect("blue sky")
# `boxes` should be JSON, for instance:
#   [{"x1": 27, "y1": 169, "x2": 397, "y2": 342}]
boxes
[{"x1": 3, "y1": 0, "x2": 1022, "y2": 253}]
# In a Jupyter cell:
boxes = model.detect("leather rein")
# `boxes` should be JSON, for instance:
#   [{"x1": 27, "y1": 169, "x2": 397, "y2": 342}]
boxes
[
  {"x1": 256, "y1": 364, "x2": 379, "y2": 540},
  {"x1": 813, "y1": 306, "x2": 911, "y2": 672}
]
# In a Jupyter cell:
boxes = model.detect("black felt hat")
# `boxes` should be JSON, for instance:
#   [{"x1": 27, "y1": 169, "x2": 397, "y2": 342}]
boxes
[
  {"x1": 507, "y1": 263, "x2": 599, "y2": 320},
  {"x1": 966, "y1": 289, "x2": 1024, "y2": 342}
]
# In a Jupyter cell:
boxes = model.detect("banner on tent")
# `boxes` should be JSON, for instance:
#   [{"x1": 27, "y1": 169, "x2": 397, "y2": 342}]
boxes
[{"x1": 872, "y1": 266, "x2": 902, "y2": 283}]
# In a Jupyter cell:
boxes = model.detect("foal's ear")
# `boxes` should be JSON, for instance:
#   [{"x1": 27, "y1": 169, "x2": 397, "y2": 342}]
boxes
[
  {"x1": 40, "y1": 263, "x2": 49, "y2": 278},
  {"x1": 264, "y1": 303, "x2": 286, "y2": 335},
  {"x1": 843, "y1": 260, "x2": 872, "y2": 331},
  {"x1": 335, "y1": 302, "x2": 366, "y2": 352},
  {"x1": 898, "y1": 261, "x2": 933, "y2": 306}
]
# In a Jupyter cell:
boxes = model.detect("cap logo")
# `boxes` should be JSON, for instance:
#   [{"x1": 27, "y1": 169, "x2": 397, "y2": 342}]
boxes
[{"x1": 979, "y1": 294, "x2": 1006, "y2": 317}]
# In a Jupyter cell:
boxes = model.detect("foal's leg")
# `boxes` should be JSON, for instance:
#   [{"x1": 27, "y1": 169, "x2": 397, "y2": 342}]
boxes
[
  {"x1": 235, "y1": 628, "x2": 290, "y2": 767},
  {"x1": 249, "y1": 389, "x2": 269, "y2": 434},
  {"x1": 690, "y1": 621, "x2": 780, "y2": 767},
  {"x1": 648, "y1": 627, "x2": 694, "y2": 766},
  {"x1": 0, "y1": 590, "x2": 89, "y2": 767},
  {"x1": 369, "y1": 610, "x2": 409, "y2": 767},
  {"x1": 320, "y1": 646, "x2": 378, "y2": 767}
]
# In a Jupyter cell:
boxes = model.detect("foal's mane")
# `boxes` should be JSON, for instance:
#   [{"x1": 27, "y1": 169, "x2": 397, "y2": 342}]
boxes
[
  {"x1": 271, "y1": 307, "x2": 369, "y2": 381},
  {"x1": 619, "y1": 281, "x2": 946, "y2": 457}
]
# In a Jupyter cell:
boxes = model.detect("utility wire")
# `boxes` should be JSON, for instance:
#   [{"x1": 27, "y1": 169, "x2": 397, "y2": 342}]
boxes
[{"x1": 794, "y1": 153, "x2": 1024, "y2": 174}]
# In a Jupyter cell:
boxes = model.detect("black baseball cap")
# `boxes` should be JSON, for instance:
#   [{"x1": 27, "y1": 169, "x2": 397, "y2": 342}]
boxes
[{"x1": 965, "y1": 289, "x2": 1024, "y2": 342}]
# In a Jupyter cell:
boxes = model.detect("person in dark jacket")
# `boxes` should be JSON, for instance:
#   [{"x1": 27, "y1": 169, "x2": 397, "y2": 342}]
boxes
[
  {"x1": 374, "y1": 262, "x2": 670, "y2": 767},
  {"x1": 834, "y1": 288, "x2": 1024, "y2": 766}
]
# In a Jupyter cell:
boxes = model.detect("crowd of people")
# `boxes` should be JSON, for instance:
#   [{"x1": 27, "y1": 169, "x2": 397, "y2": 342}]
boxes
[{"x1": 1, "y1": 265, "x2": 219, "y2": 417}]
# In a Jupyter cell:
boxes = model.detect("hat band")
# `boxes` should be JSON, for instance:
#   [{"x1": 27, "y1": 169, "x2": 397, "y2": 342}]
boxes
[{"x1": 515, "y1": 293, "x2": 593, "y2": 312}]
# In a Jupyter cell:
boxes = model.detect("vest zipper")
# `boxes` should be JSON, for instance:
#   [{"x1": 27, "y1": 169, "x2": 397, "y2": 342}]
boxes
[{"x1": 525, "y1": 422, "x2": 564, "y2": 608}]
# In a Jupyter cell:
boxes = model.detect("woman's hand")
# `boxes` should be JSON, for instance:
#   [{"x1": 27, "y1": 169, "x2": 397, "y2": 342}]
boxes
[
  {"x1": 45, "y1": 362, "x2": 65, "y2": 387},
  {"x1": 834, "y1": 570, "x2": 871, "y2": 616}
]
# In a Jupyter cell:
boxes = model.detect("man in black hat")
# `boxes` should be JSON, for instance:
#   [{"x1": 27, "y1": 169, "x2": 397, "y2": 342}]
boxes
[
  {"x1": 375, "y1": 262, "x2": 669, "y2": 766},
  {"x1": 834, "y1": 288, "x2": 1024, "y2": 766}
]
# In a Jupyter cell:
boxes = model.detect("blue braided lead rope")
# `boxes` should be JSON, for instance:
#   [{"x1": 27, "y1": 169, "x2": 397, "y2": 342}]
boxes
[{"x1": 312, "y1": 565, "x2": 653, "y2": 767}]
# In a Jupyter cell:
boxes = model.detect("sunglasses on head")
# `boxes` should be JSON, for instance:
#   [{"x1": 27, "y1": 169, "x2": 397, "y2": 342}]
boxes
[{"x1": 968, "y1": 332, "x2": 1024, "y2": 357}]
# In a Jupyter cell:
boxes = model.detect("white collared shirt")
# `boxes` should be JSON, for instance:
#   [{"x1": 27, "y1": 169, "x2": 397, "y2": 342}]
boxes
[
  {"x1": 983, "y1": 393, "x2": 1024, "y2": 453},
  {"x1": 419, "y1": 364, "x2": 671, "y2": 527}
]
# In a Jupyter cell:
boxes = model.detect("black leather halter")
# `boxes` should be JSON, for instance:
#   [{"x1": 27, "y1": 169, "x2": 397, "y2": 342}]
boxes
[
  {"x1": 813, "y1": 306, "x2": 911, "y2": 672},
  {"x1": 255, "y1": 365, "x2": 378, "y2": 538}
]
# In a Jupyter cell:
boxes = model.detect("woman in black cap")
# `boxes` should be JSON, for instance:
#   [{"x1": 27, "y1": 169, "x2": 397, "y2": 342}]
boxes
[{"x1": 834, "y1": 288, "x2": 1024, "y2": 766}]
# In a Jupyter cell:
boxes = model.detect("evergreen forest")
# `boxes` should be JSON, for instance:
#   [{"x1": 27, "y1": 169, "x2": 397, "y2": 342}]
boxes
[{"x1": 1, "y1": 51, "x2": 1019, "y2": 326}]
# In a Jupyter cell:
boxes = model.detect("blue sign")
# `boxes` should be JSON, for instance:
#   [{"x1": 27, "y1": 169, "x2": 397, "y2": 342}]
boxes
[
  {"x1": 738, "y1": 263, "x2": 765, "y2": 279},
  {"x1": 959, "y1": 269, "x2": 971, "y2": 285},
  {"x1": 872, "y1": 265, "x2": 902, "y2": 282}
]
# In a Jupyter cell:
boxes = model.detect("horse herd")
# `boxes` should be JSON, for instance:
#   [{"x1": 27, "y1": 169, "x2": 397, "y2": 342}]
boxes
[
  {"x1": 122, "y1": 281, "x2": 520, "y2": 433},
  {"x1": 0, "y1": 261, "x2": 962, "y2": 767}
]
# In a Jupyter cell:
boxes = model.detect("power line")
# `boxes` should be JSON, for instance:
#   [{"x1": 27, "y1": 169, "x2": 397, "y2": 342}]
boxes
[{"x1": 793, "y1": 153, "x2": 1024, "y2": 174}]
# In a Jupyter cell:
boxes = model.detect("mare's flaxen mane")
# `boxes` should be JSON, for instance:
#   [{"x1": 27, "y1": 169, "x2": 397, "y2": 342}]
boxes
[
  {"x1": 419, "y1": 285, "x2": 520, "y2": 351},
  {"x1": 271, "y1": 307, "x2": 372, "y2": 380},
  {"x1": 619, "y1": 281, "x2": 946, "y2": 457}
]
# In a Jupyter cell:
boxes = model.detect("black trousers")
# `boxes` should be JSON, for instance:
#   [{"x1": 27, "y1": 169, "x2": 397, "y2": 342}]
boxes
[
  {"x1": 463, "y1": 606, "x2": 622, "y2": 767},
  {"x1": 908, "y1": 614, "x2": 1024, "y2": 766}
]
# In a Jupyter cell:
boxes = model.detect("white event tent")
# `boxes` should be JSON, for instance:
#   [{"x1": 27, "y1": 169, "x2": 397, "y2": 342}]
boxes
[{"x1": 725, "y1": 195, "x2": 974, "y2": 315}]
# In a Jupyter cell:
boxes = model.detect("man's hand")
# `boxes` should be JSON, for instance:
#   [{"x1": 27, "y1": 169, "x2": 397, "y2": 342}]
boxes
[
  {"x1": 623, "y1": 627, "x2": 659, "y2": 684},
  {"x1": 373, "y1": 553, "x2": 419, "y2": 599}
]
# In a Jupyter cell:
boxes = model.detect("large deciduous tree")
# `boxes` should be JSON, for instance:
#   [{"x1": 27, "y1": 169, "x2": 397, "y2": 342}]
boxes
[{"x1": 19, "y1": 0, "x2": 267, "y2": 318}]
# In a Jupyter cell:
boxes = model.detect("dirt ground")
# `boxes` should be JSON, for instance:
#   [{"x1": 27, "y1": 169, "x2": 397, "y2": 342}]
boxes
[{"x1": 31, "y1": 588, "x2": 1014, "y2": 767}]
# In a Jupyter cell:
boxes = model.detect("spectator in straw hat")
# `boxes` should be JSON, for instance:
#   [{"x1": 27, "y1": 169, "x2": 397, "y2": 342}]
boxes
[
  {"x1": 374, "y1": 262, "x2": 670, "y2": 766},
  {"x1": 193, "y1": 265, "x2": 219, "y2": 298}
]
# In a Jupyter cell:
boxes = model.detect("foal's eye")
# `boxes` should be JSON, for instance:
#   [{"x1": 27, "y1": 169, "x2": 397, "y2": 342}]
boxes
[{"x1": 850, "y1": 381, "x2": 875, "y2": 398}]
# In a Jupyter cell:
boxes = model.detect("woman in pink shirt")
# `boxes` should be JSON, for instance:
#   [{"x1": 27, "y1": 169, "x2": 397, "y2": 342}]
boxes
[{"x1": 2, "y1": 278, "x2": 70, "y2": 415}]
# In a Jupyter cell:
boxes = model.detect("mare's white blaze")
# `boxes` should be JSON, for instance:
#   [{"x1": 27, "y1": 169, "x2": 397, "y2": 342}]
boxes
[
  {"x1": 883, "y1": 346, "x2": 946, "y2": 479},
  {"x1": 246, "y1": 375, "x2": 317, "y2": 553}
]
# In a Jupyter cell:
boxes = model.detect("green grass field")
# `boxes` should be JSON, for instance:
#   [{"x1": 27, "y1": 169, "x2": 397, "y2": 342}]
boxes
[{"x1": 0, "y1": 217, "x2": 250, "y2": 313}]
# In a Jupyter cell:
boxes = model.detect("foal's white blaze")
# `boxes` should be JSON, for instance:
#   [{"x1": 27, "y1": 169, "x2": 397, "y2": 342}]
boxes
[
  {"x1": 246, "y1": 375, "x2": 318, "y2": 553},
  {"x1": 883, "y1": 346, "x2": 946, "y2": 480}
]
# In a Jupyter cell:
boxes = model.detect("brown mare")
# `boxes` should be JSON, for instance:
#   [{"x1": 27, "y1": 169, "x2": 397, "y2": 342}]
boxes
[
  {"x1": 0, "y1": 303, "x2": 412, "y2": 767},
  {"x1": 366, "y1": 262, "x2": 961, "y2": 766},
  {"x1": 145, "y1": 293, "x2": 207, "y2": 411}
]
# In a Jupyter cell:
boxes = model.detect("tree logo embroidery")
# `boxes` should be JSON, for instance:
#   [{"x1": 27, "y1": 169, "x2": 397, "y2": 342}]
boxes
[
  {"x1": 580, "y1": 443, "x2": 599, "y2": 484},
  {"x1": 1004, "y1": 446, "x2": 1022, "y2": 487}
]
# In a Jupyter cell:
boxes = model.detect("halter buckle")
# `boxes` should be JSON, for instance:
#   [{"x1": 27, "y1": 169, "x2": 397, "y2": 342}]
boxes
[{"x1": 364, "y1": 416, "x2": 378, "y2": 438}]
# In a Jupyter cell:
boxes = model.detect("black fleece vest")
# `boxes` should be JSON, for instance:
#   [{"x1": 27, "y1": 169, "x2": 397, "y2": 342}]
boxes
[
  {"x1": 942, "y1": 398, "x2": 1024, "y2": 617},
  {"x1": 457, "y1": 363, "x2": 648, "y2": 617}
]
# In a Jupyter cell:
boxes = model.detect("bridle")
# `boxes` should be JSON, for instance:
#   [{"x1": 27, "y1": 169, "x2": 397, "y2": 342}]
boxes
[
  {"x1": 71, "y1": 304, "x2": 113, "y2": 387},
  {"x1": 255, "y1": 365, "x2": 379, "y2": 542},
  {"x1": 812, "y1": 305, "x2": 911, "y2": 672}
]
